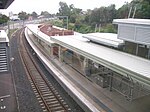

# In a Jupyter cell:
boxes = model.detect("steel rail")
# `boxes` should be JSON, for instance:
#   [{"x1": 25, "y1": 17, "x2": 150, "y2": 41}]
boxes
[{"x1": 18, "y1": 29, "x2": 69, "y2": 112}]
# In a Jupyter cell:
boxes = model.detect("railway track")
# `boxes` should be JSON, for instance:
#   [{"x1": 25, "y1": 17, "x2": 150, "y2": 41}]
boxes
[{"x1": 18, "y1": 29, "x2": 71, "y2": 112}]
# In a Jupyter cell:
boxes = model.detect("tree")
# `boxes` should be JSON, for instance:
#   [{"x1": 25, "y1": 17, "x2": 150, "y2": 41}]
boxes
[
  {"x1": 31, "y1": 12, "x2": 38, "y2": 18},
  {"x1": 58, "y1": 2, "x2": 70, "y2": 16},
  {"x1": 107, "y1": 4, "x2": 117, "y2": 22},
  {"x1": 40, "y1": 11, "x2": 51, "y2": 18},
  {"x1": 133, "y1": 0, "x2": 150, "y2": 18},
  {"x1": 117, "y1": 3, "x2": 130, "y2": 18},
  {"x1": 117, "y1": 0, "x2": 150, "y2": 19},
  {"x1": 0, "y1": 14, "x2": 9, "y2": 24},
  {"x1": 18, "y1": 11, "x2": 29, "y2": 20},
  {"x1": 88, "y1": 5, "x2": 117, "y2": 26}
]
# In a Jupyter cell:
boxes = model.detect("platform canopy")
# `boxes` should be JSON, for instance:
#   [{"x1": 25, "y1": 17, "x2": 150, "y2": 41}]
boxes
[
  {"x1": 0, "y1": 0, "x2": 14, "y2": 9},
  {"x1": 51, "y1": 35, "x2": 150, "y2": 87},
  {"x1": 82, "y1": 33, "x2": 124, "y2": 48}
]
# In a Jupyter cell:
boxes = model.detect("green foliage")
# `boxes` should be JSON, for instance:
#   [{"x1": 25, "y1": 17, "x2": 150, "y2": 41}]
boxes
[
  {"x1": 100, "y1": 24, "x2": 117, "y2": 33},
  {"x1": 41, "y1": 11, "x2": 51, "y2": 18},
  {"x1": 18, "y1": 11, "x2": 29, "y2": 20},
  {"x1": 56, "y1": 0, "x2": 149, "y2": 33},
  {"x1": 58, "y1": 2, "x2": 70, "y2": 16},
  {"x1": 134, "y1": 0, "x2": 150, "y2": 18},
  {"x1": 68, "y1": 23, "x2": 75, "y2": 30},
  {"x1": 50, "y1": 19, "x2": 64, "y2": 28},
  {"x1": 57, "y1": 1, "x2": 82, "y2": 23},
  {"x1": 88, "y1": 5, "x2": 117, "y2": 26},
  {"x1": 31, "y1": 12, "x2": 38, "y2": 18},
  {"x1": 117, "y1": 3, "x2": 130, "y2": 18},
  {"x1": 77, "y1": 24, "x2": 94, "y2": 33},
  {"x1": 0, "y1": 14, "x2": 9, "y2": 24},
  {"x1": 117, "y1": 0, "x2": 150, "y2": 19}
]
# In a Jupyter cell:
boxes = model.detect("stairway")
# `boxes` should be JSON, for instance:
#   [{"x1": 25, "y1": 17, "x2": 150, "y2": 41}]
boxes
[{"x1": 0, "y1": 48, "x2": 8, "y2": 72}]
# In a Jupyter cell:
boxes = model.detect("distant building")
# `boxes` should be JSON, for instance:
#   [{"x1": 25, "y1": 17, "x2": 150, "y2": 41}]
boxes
[
  {"x1": 39, "y1": 24, "x2": 74, "y2": 36},
  {"x1": 0, "y1": 30, "x2": 9, "y2": 72},
  {"x1": 9, "y1": 12, "x2": 20, "y2": 21},
  {"x1": 28, "y1": 16, "x2": 33, "y2": 21}
]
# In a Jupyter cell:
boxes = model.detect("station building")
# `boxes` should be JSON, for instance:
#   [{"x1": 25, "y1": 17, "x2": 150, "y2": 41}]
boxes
[
  {"x1": 113, "y1": 18, "x2": 150, "y2": 59},
  {"x1": 0, "y1": 0, "x2": 14, "y2": 73},
  {"x1": 26, "y1": 19, "x2": 150, "y2": 102},
  {"x1": 0, "y1": 30, "x2": 9, "y2": 72}
]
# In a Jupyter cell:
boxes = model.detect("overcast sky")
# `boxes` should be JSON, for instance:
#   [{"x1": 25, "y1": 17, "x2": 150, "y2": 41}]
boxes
[{"x1": 0, "y1": 0, "x2": 132, "y2": 16}]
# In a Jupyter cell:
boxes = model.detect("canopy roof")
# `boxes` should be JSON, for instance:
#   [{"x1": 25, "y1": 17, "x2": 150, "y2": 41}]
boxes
[{"x1": 51, "y1": 35, "x2": 150, "y2": 87}]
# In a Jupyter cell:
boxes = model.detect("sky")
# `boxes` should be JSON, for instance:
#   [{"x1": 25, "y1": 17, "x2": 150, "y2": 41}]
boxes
[{"x1": 0, "y1": 0, "x2": 132, "y2": 16}]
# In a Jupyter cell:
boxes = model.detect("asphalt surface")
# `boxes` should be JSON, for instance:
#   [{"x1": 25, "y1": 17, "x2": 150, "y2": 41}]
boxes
[{"x1": 0, "y1": 72, "x2": 17, "y2": 112}]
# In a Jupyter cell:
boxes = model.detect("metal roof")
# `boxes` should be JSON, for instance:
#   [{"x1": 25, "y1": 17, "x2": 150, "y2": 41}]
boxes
[
  {"x1": 26, "y1": 24, "x2": 150, "y2": 87},
  {"x1": 0, "y1": 0, "x2": 14, "y2": 9},
  {"x1": 26, "y1": 24, "x2": 55, "y2": 46},
  {"x1": 113, "y1": 18, "x2": 150, "y2": 26},
  {"x1": 0, "y1": 30, "x2": 9, "y2": 43},
  {"x1": 82, "y1": 33, "x2": 124, "y2": 48},
  {"x1": 51, "y1": 35, "x2": 150, "y2": 87}
]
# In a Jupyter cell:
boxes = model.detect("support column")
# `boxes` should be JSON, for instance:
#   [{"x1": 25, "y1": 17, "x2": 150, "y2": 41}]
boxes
[
  {"x1": 83, "y1": 58, "x2": 91, "y2": 76},
  {"x1": 136, "y1": 44, "x2": 139, "y2": 56},
  {"x1": 50, "y1": 46, "x2": 53, "y2": 57},
  {"x1": 58, "y1": 46, "x2": 62, "y2": 62},
  {"x1": 148, "y1": 46, "x2": 150, "y2": 59},
  {"x1": 109, "y1": 73, "x2": 113, "y2": 91}
]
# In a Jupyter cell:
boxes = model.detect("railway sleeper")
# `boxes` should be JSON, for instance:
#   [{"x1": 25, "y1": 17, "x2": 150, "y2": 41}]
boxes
[
  {"x1": 41, "y1": 106, "x2": 46, "y2": 109},
  {"x1": 49, "y1": 105, "x2": 63, "y2": 110},
  {"x1": 50, "y1": 106, "x2": 64, "y2": 112},
  {"x1": 38, "y1": 100, "x2": 43, "y2": 103},
  {"x1": 55, "y1": 110, "x2": 66, "y2": 112},
  {"x1": 35, "y1": 94, "x2": 40, "y2": 98},
  {"x1": 43, "y1": 110, "x2": 47, "y2": 112},
  {"x1": 38, "y1": 85, "x2": 48, "y2": 88},
  {"x1": 45, "y1": 98, "x2": 57, "y2": 102},
  {"x1": 35, "y1": 79, "x2": 44, "y2": 82},
  {"x1": 45, "y1": 95, "x2": 55, "y2": 99},
  {"x1": 47, "y1": 100, "x2": 59, "y2": 104},
  {"x1": 34, "y1": 75, "x2": 43, "y2": 78},
  {"x1": 39, "y1": 86, "x2": 49, "y2": 90},
  {"x1": 42, "y1": 91, "x2": 52, "y2": 94},
  {"x1": 47, "y1": 102, "x2": 61, "y2": 108},
  {"x1": 40, "y1": 103, "x2": 44, "y2": 106},
  {"x1": 39, "y1": 85, "x2": 49, "y2": 88},
  {"x1": 38, "y1": 84, "x2": 49, "y2": 87},
  {"x1": 42, "y1": 93, "x2": 53, "y2": 97},
  {"x1": 43, "y1": 109, "x2": 48, "y2": 112},
  {"x1": 37, "y1": 97, "x2": 42, "y2": 100},
  {"x1": 37, "y1": 81, "x2": 46, "y2": 84},
  {"x1": 40, "y1": 89, "x2": 50, "y2": 93},
  {"x1": 50, "y1": 107, "x2": 65, "y2": 112},
  {"x1": 43, "y1": 94, "x2": 54, "y2": 98}
]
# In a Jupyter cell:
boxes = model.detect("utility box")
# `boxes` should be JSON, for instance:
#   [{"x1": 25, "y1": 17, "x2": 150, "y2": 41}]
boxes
[{"x1": 96, "y1": 74, "x2": 109, "y2": 88}]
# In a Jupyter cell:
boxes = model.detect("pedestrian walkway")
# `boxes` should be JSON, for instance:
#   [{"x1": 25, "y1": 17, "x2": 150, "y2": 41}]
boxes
[{"x1": 0, "y1": 72, "x2": 17, "y2": 112}]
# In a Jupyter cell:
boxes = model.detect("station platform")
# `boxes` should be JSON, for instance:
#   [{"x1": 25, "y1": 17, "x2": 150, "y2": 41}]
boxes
[
  {"x1": 0, "y1": 72, "x2": 17, "y2": 112},
  {"x1": 25, "y1": 28, "x2": 150, "y2": 112}
]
